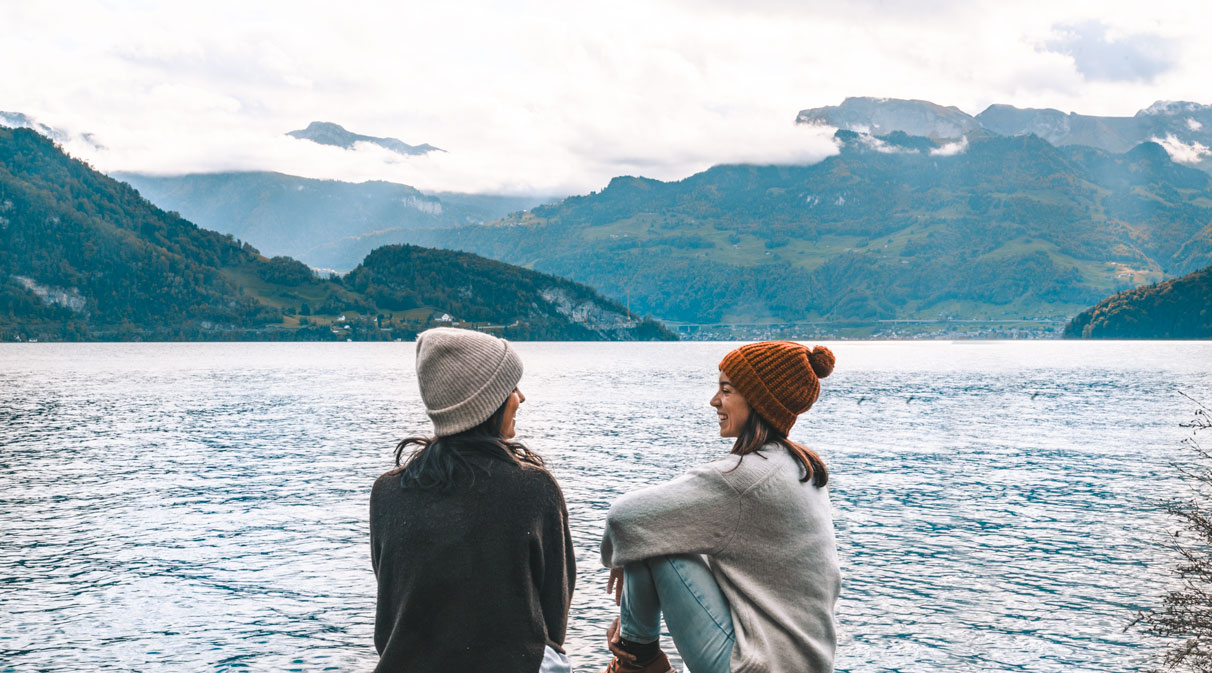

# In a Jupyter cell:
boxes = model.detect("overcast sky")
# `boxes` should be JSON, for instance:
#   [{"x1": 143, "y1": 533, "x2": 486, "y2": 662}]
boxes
[{"x1": 2, "y1": 0, "x2": 1210, "y2": 196}]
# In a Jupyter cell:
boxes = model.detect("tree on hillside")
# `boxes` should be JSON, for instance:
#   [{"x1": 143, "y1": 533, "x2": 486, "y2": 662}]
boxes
[{"x1": 1131, "y1": 392, "x2": 1212, "y2": 672}]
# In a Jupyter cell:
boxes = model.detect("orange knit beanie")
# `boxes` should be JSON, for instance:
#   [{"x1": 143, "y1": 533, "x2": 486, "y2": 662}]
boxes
[{"x1": 718, "y1": 341, "x2": 836, "y2": 436}]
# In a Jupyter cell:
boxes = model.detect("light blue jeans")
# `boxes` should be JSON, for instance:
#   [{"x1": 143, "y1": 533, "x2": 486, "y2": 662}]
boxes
[{"x1": 620, "y1": 554, "x2": 735, "y2": 673}]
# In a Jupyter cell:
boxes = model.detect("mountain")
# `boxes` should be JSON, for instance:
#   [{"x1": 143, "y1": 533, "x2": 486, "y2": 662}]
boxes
[
  {"x1": 114, "y1": 171, "x2": 543, "y2": 271},
  {"x1": 1, "y1": 111, "x2": 65, "y2": 141},
  {"x1": 286, "y1": 121, "x2": 441, "y2": 156},
  {"x1": 347, "y1": 245, "x2": 674, "y2": 341},
  {"x1": 0, "y1": 126, "x2": 331, "y2": 340},
  {"x1": 796, "y1": 97, "x2": 1212, "y2": 174},
  {"x1": 395, "y1": 130, "x2": 1212, "y2": 333},
  {"x1": 1064, "y1": 264, "x2": 1212, "y2": 339},
  {"x1": 0, "y1": 127, "x2": 673, "y2": 342},
  {"x1": 976, "y1": 102, "x2": 1212, "y2": 173},
  {"x1": 796, "y1": 97, "x2": 983, "y2": 139},
  {"x1": 1, "y1": 110, "x2": 104, "y2": 150}
]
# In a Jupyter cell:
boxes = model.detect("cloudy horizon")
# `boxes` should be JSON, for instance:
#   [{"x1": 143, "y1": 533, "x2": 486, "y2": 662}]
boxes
[{"x1": 3, "y1": 0, "x2": 1210, "y2": 197}]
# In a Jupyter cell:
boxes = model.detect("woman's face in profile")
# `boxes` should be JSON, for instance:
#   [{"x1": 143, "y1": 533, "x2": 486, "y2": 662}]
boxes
[
  {"x1": 501, "y1": 388, "x2": 525, "y2": 439},
  {"x1": 710, "y1": 372, "x2": 750, "y2": 438}
]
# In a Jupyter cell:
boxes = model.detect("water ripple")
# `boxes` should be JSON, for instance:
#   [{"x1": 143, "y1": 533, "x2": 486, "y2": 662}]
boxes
[{"x1": 1, "y1": 341, "x2": 1209, "y2": 672}]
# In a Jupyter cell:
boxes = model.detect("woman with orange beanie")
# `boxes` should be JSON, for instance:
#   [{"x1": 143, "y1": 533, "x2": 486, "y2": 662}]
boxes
[{"x1": 599, "y1": 341, "x2": 840, "y2": 673}]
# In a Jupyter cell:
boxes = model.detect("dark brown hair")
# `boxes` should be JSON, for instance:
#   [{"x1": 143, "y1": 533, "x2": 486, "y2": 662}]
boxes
[
  {"x1": 731, "y1": 410, "x2": 828, "y2": 487},
  {"x1": 393, "y1": 397, "x2": 543, "y2": 490}
]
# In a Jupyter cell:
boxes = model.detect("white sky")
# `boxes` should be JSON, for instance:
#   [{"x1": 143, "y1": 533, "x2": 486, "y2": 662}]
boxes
[{"x1": 2, "y1": 0, "x2": 1210, "y2": 196}]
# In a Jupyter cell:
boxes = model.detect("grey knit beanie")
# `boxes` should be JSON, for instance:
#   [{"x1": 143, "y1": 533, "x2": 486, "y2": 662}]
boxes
[{"x1": 415, "y1": 327, "x2": 523, "y2": 436}]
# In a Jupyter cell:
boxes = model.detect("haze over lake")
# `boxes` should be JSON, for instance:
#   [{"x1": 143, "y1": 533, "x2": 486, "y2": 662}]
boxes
[{"x1": 2, "y1": 341, "x2": 1209, "y2": 672}]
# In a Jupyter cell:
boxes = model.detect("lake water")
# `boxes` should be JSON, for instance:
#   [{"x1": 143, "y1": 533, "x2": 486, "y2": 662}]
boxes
[{"x1": 1, "y1": 341, "x2": 1210, "y2": 673}]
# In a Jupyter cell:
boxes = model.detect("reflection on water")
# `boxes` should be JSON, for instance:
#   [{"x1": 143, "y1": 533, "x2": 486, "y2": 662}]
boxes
[{"x1": 1, "y1": 341, "x2": 1209, "y2": 672}]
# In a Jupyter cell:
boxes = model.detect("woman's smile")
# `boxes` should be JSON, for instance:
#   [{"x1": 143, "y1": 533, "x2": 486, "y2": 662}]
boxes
[{"x1": 710, "y1": 372, "x2": 750, "y2": 438}]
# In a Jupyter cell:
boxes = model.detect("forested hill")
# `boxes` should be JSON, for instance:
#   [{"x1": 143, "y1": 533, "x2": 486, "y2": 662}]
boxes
[
  {"x1": 0, "y1": 128, "x2": 674, "y2": 341},
  {"x1": 404, "y1": 131, "x2": 1212, "y2": 327},
  {"x1": 0, "y1": 126, "x2": 296, "y2": 340},
  {"x1": 1064, "y1": 264, "x2": 1212, "y2": 339},
  {"x1": 347, "y1": 245, "x2": 674, "y2": 341}
]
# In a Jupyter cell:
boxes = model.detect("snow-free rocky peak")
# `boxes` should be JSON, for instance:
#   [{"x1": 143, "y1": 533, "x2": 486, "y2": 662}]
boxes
[{"x1": 285, "y1": 121, "x2": 442, "y2": 156}]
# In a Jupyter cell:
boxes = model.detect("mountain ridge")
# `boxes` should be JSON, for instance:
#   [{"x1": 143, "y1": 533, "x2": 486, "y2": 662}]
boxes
[
  {"x1": 797, "y1": 97, "x2": 1212, "y2": 174},
  {"x1": 0, "y1": 127, "x2": 673, "y2": 342},
  {"x1": 393, "y1": 129, "x2": 1212, "y2": 334},
  {"x1": 114, "y1": 170, "x2": 543, "y2": 271},
  {"x1": 286, "y1": 121, "x2": 442, "y2": 156}
]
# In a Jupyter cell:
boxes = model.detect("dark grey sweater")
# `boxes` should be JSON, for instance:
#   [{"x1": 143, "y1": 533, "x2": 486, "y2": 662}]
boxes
[{"x1": 370, "y1": 453, "x2": 575, "y2": 673}]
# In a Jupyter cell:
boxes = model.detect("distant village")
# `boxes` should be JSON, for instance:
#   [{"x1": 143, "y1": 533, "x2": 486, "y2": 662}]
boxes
[{"x1": 674, "y1": 318, "x2": 1066, "y2": 340}]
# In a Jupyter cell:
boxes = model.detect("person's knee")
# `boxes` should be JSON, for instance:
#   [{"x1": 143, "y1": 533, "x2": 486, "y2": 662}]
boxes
[{"x1": 647, "y1": 553, "x2": 708, "y2": 576}]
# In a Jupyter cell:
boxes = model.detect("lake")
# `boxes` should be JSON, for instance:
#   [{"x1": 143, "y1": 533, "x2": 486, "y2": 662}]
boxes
[{"x1": 2, "y1": 341, "x2": 1210, "y2": 672}]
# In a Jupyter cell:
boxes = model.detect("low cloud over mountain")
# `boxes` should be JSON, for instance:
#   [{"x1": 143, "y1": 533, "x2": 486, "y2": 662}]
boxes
[{"x1": 798, "y1": 97, "x2": 1212, "y2": 174}]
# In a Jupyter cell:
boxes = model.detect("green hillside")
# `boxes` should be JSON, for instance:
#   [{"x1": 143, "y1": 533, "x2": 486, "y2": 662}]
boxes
[
  {"x1": 0, "y1": 128, "x2": 673, "y2": 342},
  {"x1": 402, "y1": 131, "x2": 1212, "y2": 331},
  {"x1": 1064, "y1": 264, "x2": 1212, "y2": 339},
  {"x1": 347, "y1": 245, "x2": 673, "y2": 341}
]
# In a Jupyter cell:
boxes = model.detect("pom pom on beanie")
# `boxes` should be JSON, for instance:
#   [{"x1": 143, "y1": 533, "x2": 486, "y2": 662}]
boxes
[
  {"x1": 806, "y1": 345, "x2": 836, "y2": 379},
  {"x1": 718, "y1": 341, "x2": 834, "y2": 436}
]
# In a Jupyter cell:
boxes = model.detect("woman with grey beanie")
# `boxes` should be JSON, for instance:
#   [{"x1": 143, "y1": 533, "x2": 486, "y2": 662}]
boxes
[{"x1": 369, "y1": 327, "x2": 576, "y2": 673}]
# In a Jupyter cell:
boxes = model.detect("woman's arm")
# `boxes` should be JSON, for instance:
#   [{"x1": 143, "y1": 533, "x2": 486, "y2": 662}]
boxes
[{"x1": 600, "y1": 462, "x2": 742, "y2": 567}]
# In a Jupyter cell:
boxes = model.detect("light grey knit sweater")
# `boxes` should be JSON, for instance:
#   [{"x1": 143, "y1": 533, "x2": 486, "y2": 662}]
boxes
[{"x1": 601, "y1": 444, "x2": 840, "y2": 673}]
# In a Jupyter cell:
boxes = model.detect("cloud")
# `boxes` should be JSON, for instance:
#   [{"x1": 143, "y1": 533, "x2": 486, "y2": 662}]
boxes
[
  {"x1": 930, "y1": 137, "x2": 969, "y2": 156},
  {"x1": 0, "y1": 1, "x2": 851, "y2": 196},
  {"x1": 2, "y1": 1, "x2": 1210, "y2": 196},
  {"x1": 1043, "y1": 21, "x2": 1175, "y2": 83},
  {"x1": 65, "y1": 108, "x2": 840, "y2": 198},
  {"x1": 1151, "y1": 133, "x2": 1211, "y2": 164},
  {"x1": 856, "y1": 134, "x2": 919, "y2": 154}
]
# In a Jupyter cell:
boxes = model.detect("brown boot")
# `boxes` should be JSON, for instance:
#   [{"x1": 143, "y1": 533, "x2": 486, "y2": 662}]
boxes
[{"x1": 602, "y1": 649, "x2": 675, "y2": 673}]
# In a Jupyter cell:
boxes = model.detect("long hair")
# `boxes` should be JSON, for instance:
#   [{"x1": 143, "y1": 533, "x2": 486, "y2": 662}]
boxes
[
  {"x1": 731, "y1": 410, "x2": 828, "y2": 487},
  {"x1": 393, "y1": 398, "x2": 544, "y2": 490}
]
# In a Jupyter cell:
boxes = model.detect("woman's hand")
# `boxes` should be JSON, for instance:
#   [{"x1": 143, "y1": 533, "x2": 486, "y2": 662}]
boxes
[
  {"x1": 605, "y1": 569, "x2": 634, "y2": 661},
  {"x1": 606, "y1": 567, "x2": 624, "y2": 606},
  {"x1": 606, "y1": 616, "x2": 636, "y2": 663}
]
